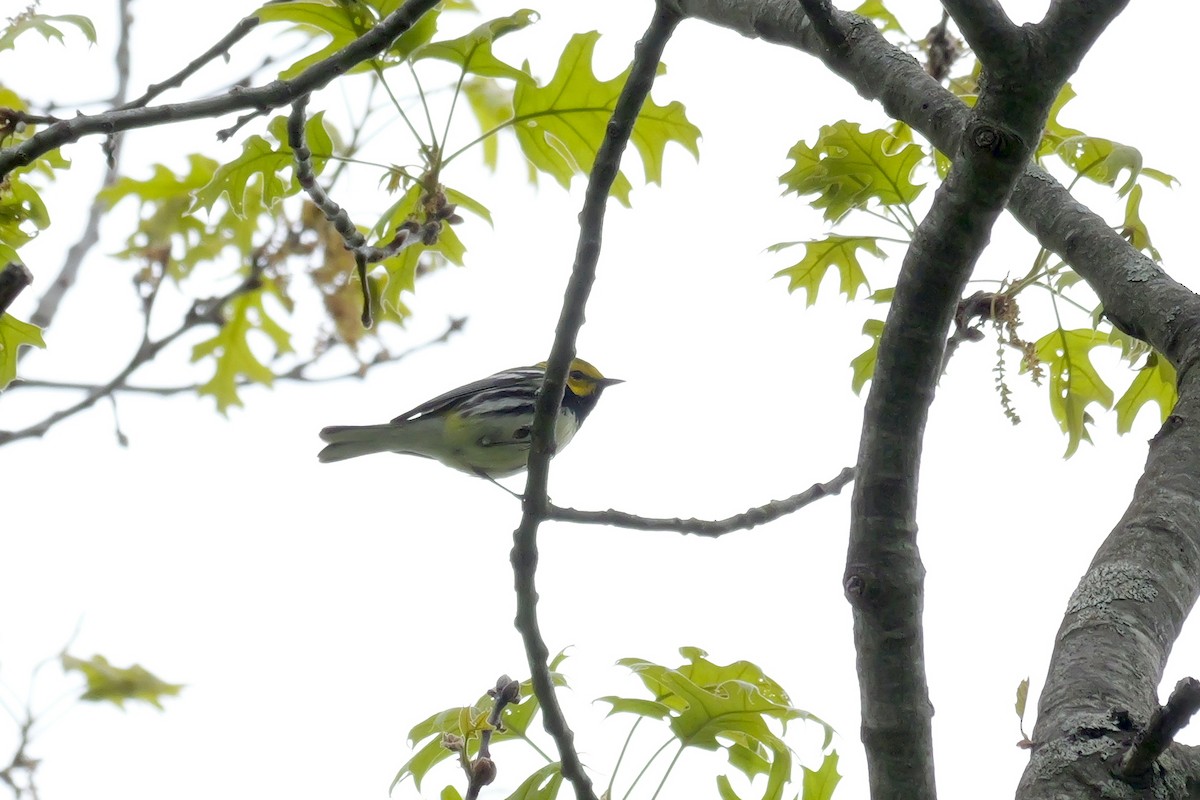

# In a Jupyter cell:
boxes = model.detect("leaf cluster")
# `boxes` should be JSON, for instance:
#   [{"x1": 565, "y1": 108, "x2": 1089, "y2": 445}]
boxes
[{"x1": 773, "y1": 6, "x2": 1179, "y2": 456}]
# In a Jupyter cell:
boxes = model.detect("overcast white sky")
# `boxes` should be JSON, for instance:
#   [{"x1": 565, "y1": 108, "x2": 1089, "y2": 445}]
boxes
[{"x1": 3, "y1": 1, "x2": 1198, "y2": 799}]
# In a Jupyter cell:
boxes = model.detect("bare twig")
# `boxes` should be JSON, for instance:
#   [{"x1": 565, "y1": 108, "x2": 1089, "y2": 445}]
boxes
[
  {"x1": 1119, "y1": 677, "x2": 1200, "y2": 778},
  {"x1": 511, "y1": 5, "x2": 682, "y2": 800},
  {"x1": 0, "y1": 272, "x2": 262, "y2": 447},
  {"x1": 547, "y1": 467, "x2": 855, "y2": 535},
  {"x1": 0, "y1": 263, "x2": 33, "y2": 317},
  {"x1": 8, "y1": 316, "x2": 466, "y2": 396},
  {"x1": 119, "y1": 15, "x2": 261, "y2": 110}
]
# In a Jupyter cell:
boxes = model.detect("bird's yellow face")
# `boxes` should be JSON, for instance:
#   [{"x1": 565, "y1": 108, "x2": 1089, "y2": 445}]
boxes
[{"x1": 535, "y1": 358, "x2": 622, "y2": 397}]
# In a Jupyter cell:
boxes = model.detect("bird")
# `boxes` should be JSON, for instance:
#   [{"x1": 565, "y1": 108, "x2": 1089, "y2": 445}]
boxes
[{"x1": 317, "y1": 358, "x2": 621, "y2": 478}]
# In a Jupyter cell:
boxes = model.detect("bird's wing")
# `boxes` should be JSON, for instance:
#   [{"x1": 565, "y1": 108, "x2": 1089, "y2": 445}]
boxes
[{"x1": 390, "y1": 366, "x2": 538, "y2": 424}]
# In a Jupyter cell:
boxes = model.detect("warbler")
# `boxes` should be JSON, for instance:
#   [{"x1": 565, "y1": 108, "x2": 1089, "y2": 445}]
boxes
[{"x1": 317, "y1": 358, "x2": 621, "y2": 477}]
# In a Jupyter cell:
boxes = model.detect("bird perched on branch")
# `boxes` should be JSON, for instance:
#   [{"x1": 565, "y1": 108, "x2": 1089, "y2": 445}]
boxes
[{"x1": 317, "y1": 358, "x2": 621, "y2": 478}]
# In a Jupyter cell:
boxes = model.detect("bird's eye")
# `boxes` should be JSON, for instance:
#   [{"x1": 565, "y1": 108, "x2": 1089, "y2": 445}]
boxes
[
  {"x1": 513, "y1": 426, "x2": 531, "y2": 440},
  {"x1": 570, "y1": 370, "x2": 585, "y2": 380}
]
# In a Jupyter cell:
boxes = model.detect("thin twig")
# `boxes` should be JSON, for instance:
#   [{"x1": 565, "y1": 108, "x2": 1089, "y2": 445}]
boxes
[
  {"x1": 0, "y1": 0, "x2": 443, "y2": 179},
  {"x1": 511, "y1": 5, "x2": 682, "y2": 800},
  {"x1": 1119, "y1": 677, "x2": 1200, "y2": 778},
  {"x1": 547, "y1": 467, "x2": 856, "y2": 536},
  {"x1": 8, "y1": 316, "x2": 466, "y2": 396},
  {"x1": 27, "y1": 0, "x2": 134, "y2": 331},
  {"x1": 119, "y1": 15, "x2": 261, "y2": 110},
  {"x1": 0, "y1": 273, "x2": 262, "y2": 447}
]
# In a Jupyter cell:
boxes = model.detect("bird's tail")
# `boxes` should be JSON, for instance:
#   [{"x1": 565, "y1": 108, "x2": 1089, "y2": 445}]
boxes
[{"x1": 318, "y1": 424, "x2": 403, "y2": 463}]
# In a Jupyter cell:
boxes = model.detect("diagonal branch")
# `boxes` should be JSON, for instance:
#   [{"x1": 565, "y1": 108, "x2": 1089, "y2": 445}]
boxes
[
  {"x1": 547, "y1": 466, "x2": 854, "y2": 536},
  {"x1": 510, "y1": 5, "x2": 682, "y2": 800},
  {"x1": 1120, "y1": 677, "x2": 1200, "y2": 778},
  {"x1": 0, "y1": 0, "x2": 442, "y2": 180},
  {"x1": 118, "y1": 15, "x2": 261, "y2": 110}
]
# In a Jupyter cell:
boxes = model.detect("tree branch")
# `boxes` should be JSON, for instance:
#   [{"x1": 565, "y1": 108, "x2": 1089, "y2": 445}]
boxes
[
  {"x1": 510, "y1": 5, "x2": 682, "y2": 800},
  {"x1": 1120, "y1": 677, "x2": 1200, "y2": 778},
  {"x1": 547, "y1": 466, "x2": 854, "y2": 535},
  {"x1": 0, "y1": 263, "x2": 33, "y2": 317},
  {"x1": 118, "y1": 14, "x2": 261, "y2": 110},
  {"x1": 940, "y1": 0, "x2": 1021, "y2": 67},
  {"x1": 779, "y1": 2, "x2": 1130, "y2": 798},
  {"x1": 7, "y1": 316, "x2": 466, "y2": 396},
  {"x1": 0, "y1": 0, "x2": 442, "y2": 179},
  {"x1": 0, "y1": 271, "x2": 262, "y2": 447}
]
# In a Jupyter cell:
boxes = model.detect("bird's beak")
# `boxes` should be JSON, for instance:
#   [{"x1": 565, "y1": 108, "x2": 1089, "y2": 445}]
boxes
[{"x1": 598, "y1": 377, "x2": 625, "y2": 388}]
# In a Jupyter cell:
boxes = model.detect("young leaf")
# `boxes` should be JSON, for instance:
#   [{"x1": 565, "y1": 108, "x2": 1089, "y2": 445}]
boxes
[
  {"x1": 615, "y1": 649, "x2": 833, "y2": 800},
  {"x1": 502, "y1": 762, "x2": 563, "y2": 800},
  {"x1": 258, "y1": 1, "x2": 384, "y2": 79},
  {"x1": 414, "y1": 10, "x2": 537, "y2": 84},
  {"x1": 0, "y1": 313, "x2": 46, "y2": 390},
  {"x1": 850, "y1": 319, "x2": 885, "y2": 394},
  {"x1": 781, "y1": 121, "x2": 926, "y2": 222},
  {"x1": 801, "y1": 751, "x2": 841, "y2": 800},
  {"x1": 461, "y1": 76, "x2": 517, "y2": 169},
  {"x1": 1119, "y1": 184, "x2": 1161, "y2": 261},
  {"x1": 853, "y1": 0, "x2": 904, "y2": 34},
  {"x1": 1030, "y1": 328, "x2": 1115, "y2": 457},
  {"x1": 61, "y1": 653, "x2": 183, "y2": 710},
  {"x1": 0, "y1": 11, "x2": 96, "y2": 51},
  {"x1": 1115, "y1": 351, "x2": 1176, "y2": 434},
  {"x1": 191, "y1": 112, "x2": 333, "y2": 218},
  {"x1": 771, "y1": 236, "x2": 883, "y2": 306},
  {"x1": 1055, "y1": 135, "x2": 1176, "y2": 197},
  {"x1": 511, "y1": 32, "x2": 701, "y2": 206},
  {"x1": 191, "y1": 286, "x2": 294, "y2": 413}
]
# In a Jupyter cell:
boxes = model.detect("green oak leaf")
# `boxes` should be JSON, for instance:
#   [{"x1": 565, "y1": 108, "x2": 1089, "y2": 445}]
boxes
[
  {"x1": 850, "y1": 319, "x2": 885, "y2": 394},
  {"x1": 461, "y1": 76, "x2": 517, "y2": 169},
  {"x1": 1056, "y1": 134, "x2": 1176, "y2": 197},
  {"x1": 1029, "y1": 327, "x2": 1114, "y2": 457},
  {"x1": 615, "y1": 648, "x2": 832, "y2": 800},
  {"x1": 1119, "y1": 184, "x2": 1161, "y2": 261},
  {"x1": 191, "y1": 112, "x2": 333, "y2": 218},
  {"x1": 801, "y1": 751, "x2": 842, "y2": 800},
  {"x1": 0, "y1": 176, "x2": 51, "y2": 251},
  {"x1": 61, "y1": 653, "x2": 182, "y2": 710},
  {"x1": 853, "y1": 0, "x2": 904, "y2": 33},
  {"x1": 256, "y1": 1, "x2": 438, "y2": 78},
  {"x1": 770, "y1": 235, "x2": 883, "y2": 306},
  {"x1": 414, "y1": 10, "x2": 537, "y2": 84},
  {"x1": 502, "y1": 763, "x2": 562, "y2": 800},
  {"x1": 0, "y1": 11, "x2": 95, "y2": 51},
  {"x1": 101, "y1": 155, "x2": 257, "y2": 280},
  {"x1": 392, "y1": 654, "x2": 568, "y2": 793},
  {"x1": 511, "y1": 31, "x2": 701, "y2": 206},
  {"x1": 191, "y1": 285, "x2": 293, "y2": 413},
  {"x1": 781, "y1": 121, "x2": 926, "y2": 221},
  {"x1": 0, "y1": 313, "x2": 46, "y2": 390},
  {"x1": 1115, "y1": 351, "x2": 1176, "y2": 434},
  {"x1": 1037, "y1": 82, "x2": 1082, "y2": 159}
]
